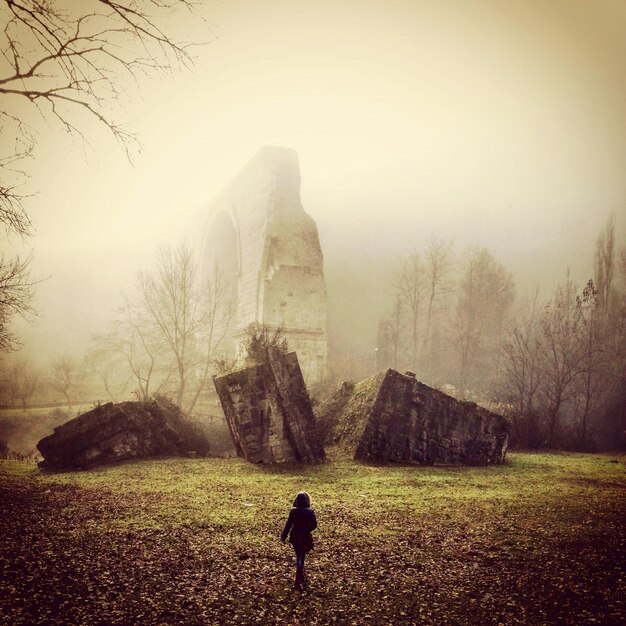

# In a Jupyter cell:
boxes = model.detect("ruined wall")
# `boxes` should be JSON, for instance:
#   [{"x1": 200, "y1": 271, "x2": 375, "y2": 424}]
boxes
[
  {"x1": 213, "y1": 350, "x2": 325, "y2": 464},
  {"x1": 201, "y1": 147, "x2": 328, "y2": 384},
  {"x1": 37, "y1": 401, "x2": 209, "y2": 470},
  {"x1": 327, "y1": 369, "x2": 509, "y2": 465}
]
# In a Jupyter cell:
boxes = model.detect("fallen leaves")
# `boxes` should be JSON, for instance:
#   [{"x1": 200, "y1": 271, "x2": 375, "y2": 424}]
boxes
[{"x1": 0, "y1": 453, "x2": 625, "y2": 625}]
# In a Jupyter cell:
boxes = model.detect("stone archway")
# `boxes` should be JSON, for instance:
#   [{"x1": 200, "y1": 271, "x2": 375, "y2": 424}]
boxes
[
  {"x1": 201, "y1": 146, "x2": 328, "y2": 384},
  {"x1": 203, "y1": 210, "x2": 239, "y2": 281}
]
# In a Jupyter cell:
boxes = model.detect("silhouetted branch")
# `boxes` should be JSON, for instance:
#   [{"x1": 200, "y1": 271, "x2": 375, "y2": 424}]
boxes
[
  {"x1": 0, "y1": 0, "x2": 209, "y2": 349},
  {"x1": 0, "y1": 252, "x2": 37, "y2": 350}
]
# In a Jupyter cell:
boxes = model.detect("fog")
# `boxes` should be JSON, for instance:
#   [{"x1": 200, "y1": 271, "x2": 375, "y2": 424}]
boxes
[{"x1": 6, "y1": 0, "x2": 626, "y2": 364}]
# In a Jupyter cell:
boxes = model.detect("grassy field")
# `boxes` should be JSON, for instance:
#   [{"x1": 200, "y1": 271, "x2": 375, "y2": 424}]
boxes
[{"x1": 1, "y1": 451, "x2": 625, "y2": 625}]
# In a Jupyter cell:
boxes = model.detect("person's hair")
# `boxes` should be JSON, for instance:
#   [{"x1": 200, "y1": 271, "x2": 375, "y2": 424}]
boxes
[{"x1": 293, "y1": 491, "x2": 310, "y2": 508}]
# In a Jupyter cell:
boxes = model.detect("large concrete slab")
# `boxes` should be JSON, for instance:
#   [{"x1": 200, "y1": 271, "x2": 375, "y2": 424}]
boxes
[
  {"x1": 37, "y1": 400, "x2": 209, "y2": 470},
  {"x1": 323, "y1": 369, "x2": 509, "y2": 465},
  {"x1": 213, "y1": 349, "x2": 325, "y2": 464}
]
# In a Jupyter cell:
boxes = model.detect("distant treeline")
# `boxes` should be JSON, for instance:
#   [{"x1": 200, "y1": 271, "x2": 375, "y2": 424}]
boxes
[
  {"x1": 372, "y1": 216, "x2": 625, "y2": 452},
  {"x1": 1, "y1": 219, "x2": 624, "y2": 453}
]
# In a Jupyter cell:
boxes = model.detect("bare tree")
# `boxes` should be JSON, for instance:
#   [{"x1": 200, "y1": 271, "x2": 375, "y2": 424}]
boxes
[
  {"x1": 0, "y1": 0, "x2": 208, "y2": 349},
  {"x1": 387, "y1": 293, "x2": 403, "y2": 370},
  {"x1": 453, "y1": 247, "x2": 515, "y2": 393},
  {"x1": 0, "y1": 253, "x2": 36, "y2": 350},
  {"x1": 6, "y1": 356, "x2": 39, "y2": 409},
  {"x1": 84, "y1": 340, "x2": 129, "y2": 402},
  {"x1": 186, "y1": 267, "x2": 233, "y2": 414},
  {"x1": 397, "y1": 252, "x2": 425, "y2": 372},
  {"x1": 422, "y1": 239, "x2": 453, "y2": 353},
  {"x1": 593, "y1": 215, "x2": 616, "y2": 314},
  {"x1": 383, "y1": 242, "x2": 455, "y2": 382},
  {"x1": 571, "y1": 279, "x2": 612, "y2": 450},
  {"x1": 137, "y1": 243, "x2": 232, "y2": 411},
  {"x1": 0, "y1": 139, "x2": 32, "y2": 238},
  {"x1": 95, "y1": 250, "x2": 232, "y2": 410},
  {"x1": 376, "y1": 293, "x2": 403, "y2": 371},
  {"x1": 595, "y1": 241, "x2": 626, "y2": 449},
  {"x1": 102, "y1": 292, "x2": 169, "y2": 402},
  {"x1": 498, "y1": 219, "x2": 626, "y2": 451},
  {"x1": 421, "y1": 239, "x2": 454, "y2": 381},
  {"x1": 500, "y1": 291, "x2": 543, "y2": 447},
  {"x1": 538, "y1": 273, "x2": 584, "y2": 448},
  {"x1": 50, "y1": 354, "x2": 77, "y2": 409},
  {"x1": 139, "y1": 244, "x2": 197, "y2": 407}
]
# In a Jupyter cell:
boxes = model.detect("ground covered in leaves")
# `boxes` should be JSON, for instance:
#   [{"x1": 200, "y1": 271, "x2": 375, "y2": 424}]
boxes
[{"x1": 1, "y1": 452, "x2": 625, "y2": 625}]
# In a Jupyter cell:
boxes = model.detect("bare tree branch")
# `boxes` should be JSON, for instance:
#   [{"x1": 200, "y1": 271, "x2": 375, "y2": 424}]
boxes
[
  {"x1": 0, "y1": 0, "x2": 211, "y2": 349},
  {"x1": 50, "y1": 353, "x2": 78, "y2": 410},
  {"x1": 0, "y1": 252, "x2": 37, "y2": 350}
]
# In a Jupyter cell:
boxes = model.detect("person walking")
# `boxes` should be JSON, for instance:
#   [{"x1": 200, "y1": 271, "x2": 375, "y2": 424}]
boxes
[{"x1": 281, "y1": 491, "x2": 317, "y2": 591}]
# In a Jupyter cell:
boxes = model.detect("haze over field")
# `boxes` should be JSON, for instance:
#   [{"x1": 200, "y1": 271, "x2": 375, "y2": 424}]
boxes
[
  {"x1": 5, "y1": 0, "x2": 626, "y2": 361},
  {"x1": 2, "y1": 6, "x2": 625, "y2": 623}
]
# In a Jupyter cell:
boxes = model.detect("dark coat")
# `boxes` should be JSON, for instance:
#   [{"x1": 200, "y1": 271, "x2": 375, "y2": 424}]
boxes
[{"x1": 281, "y1": 507, "x2": 317, "y2": 554}]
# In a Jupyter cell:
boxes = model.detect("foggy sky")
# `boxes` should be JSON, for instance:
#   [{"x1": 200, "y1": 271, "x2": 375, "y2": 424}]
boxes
[{"x1": 7, "y1": 0, "x2": 626, "y2": 359}]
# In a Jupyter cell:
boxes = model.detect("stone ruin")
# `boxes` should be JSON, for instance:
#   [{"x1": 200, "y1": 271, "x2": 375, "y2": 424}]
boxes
[
  {"x1": 213, "y1": 348, "x2": 325, "y2": 464},
  {"x1": 321, "y1": 369, "x2": 509, "y2": 465},
  {"x1": 37, "y1": 400, "x2": 209, "y2": 470},
  {"x1": 200, "y1": 146, "x2": 328, "y2": 385}
]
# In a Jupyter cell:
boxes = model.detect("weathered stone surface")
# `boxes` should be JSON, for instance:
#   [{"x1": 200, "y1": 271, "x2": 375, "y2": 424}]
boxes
[
  {"x1": 200, "y1": 146, "x2": 328, "y2": 384},
  {"x1": 213, "y1": 349, "x2": 325, "y2": 463},
  {"x1": 323, "y1": 369, "x2": 509, "y2": 465},
  {"x1": 37, "y1": 400, "x2": 209, "y2": 470}
]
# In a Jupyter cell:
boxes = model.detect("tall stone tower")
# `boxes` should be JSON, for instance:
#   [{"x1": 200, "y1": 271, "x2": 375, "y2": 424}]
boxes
[{"x1": 201, "y1": 146, "x2": 328, "y2": 384}]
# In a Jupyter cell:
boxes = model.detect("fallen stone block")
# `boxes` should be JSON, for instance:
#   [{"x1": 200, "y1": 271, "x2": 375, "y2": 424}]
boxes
[
  {"x1": 323, "y1": 369, "x2": 509, "y2": 465},
  {"x1": 37, "y1": 399, "x2": 209, "y2": 470},
  {"x1": 213, "y1": 349, "x2": 325, "y2": 463}
]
